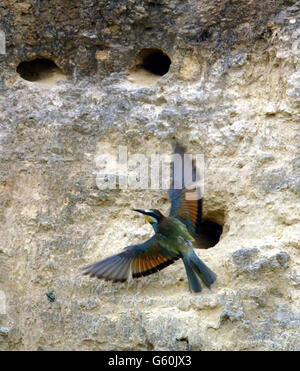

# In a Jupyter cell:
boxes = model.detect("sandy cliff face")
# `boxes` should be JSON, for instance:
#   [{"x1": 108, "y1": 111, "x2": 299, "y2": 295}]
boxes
[{"x1": 0, "y1": 0, "x2": 299, "y2": 350}]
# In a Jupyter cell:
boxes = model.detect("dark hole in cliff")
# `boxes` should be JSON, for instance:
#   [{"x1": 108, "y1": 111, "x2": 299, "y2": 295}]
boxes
[
  {"x1": 128, "y1": 48, "x2": 171, "y2": 86},
  {"x1": 139, "y1": 48, "x2": 171, "y2": 76},
  {"x1": 16, "y1": 58, "x2": 65, "y2": 83},
  {"x1": 198, "y1": 220, "x2": 223, "y2": 248},
  {"x1": 196, "y1": 207, "x2": 225, "y2": 248}
]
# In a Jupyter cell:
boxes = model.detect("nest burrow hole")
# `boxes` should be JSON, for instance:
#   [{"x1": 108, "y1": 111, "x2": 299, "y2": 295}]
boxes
[
  {"x1": 134, "y1": 48, "x2": 171, "y2": 76},
  {"x1": 198, "y1": 219, "x2": 223, "y2": 248},
  {"x1": 16, "y1": 58, "x2": 62, "y2": 82}
]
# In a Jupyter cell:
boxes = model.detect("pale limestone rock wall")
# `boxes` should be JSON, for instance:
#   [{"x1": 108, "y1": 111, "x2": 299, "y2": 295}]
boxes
[{"x1": 0, "y1": 0, "x2": 299, "y2": 350}]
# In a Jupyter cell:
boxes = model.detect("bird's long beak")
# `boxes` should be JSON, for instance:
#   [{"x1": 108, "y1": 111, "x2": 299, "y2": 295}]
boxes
[
  {"x1": 133, "y1": 209, "x2": 154, "y2": 223},
  {"x1": 133, "y1": 209, "x2": 147, "y2": 215}
]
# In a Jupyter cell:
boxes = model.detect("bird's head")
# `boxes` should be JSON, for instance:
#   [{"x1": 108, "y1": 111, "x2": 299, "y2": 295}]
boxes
[{"x1": 133, "y1": 209, "x2": 164, "y2": 230}]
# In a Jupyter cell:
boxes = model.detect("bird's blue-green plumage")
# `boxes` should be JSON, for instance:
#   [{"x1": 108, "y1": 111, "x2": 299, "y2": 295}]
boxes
[
  {"x1": 83, "y1": 212, "x2": 216, "y2": 292},
  {"x1": 83, "y1": 142, "x2": 217, "y2": 293}
]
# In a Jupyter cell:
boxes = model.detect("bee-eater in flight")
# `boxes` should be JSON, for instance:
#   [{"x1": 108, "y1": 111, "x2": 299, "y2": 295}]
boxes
[{"x1": 83, "y1": 142, "x2": 217, "y2": 292}]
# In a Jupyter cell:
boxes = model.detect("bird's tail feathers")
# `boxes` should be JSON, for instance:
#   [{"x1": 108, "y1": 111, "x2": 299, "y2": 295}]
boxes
[
  {"x1": 182, "y1": 257, "x2": 202, "y2": 292},
  {"x1": 183, "y1": 251, "x2": 216, "y2": 292}
]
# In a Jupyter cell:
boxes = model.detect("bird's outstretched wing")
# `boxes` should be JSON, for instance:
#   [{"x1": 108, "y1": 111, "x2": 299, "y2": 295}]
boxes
[
  {"x1": 82, "y1": 235, "x2": 180, "y2": 283},
  {"x1": 168, "y1": 142, "x2": 216, "y2": 248},
  {"x1": 169, "y1": 142, "x2": 202, "y2": 236}
]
